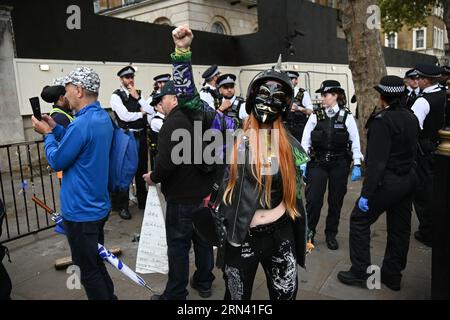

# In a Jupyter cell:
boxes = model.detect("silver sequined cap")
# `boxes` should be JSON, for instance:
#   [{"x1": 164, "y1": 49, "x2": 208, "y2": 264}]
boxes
[{"x1": 63, "y1": 66, "x2": 100, "y2": 93}]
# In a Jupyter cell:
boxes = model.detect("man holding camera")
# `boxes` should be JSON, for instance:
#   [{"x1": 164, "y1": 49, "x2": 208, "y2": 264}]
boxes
[{"x1": 32, "y1": 67, "x2": 116, "y2": 300}]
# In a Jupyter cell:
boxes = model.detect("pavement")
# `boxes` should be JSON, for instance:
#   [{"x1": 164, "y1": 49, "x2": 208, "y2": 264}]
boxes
[{"x1": 3, "y1": 179, "x2": 432, "y2": 300}]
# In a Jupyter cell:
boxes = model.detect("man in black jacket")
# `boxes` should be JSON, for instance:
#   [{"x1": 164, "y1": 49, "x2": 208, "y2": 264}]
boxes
[
  {"x1": 337, "y1": 76, "x2": 419, "y2": 292},
  {"x1": 143, "y1": 72, "x2": 216, "y2": 300}
]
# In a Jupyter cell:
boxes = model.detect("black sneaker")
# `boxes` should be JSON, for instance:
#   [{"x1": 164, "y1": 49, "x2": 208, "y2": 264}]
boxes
[
  {"x1": 381, "y1": 273, "x2": 401, "y2": 291},
  {"x1": 119, "y1": 208, "x2": 132, "y2": 220},
  {"x1": 337, "y1": 270, "x2": 368, "y2": 288},
  {"x1": 150, "y1": 294, "x2": 166, "y2": 300},
  {"x1": 189, "y1": 277, "x2": 212, "y2": 298},
  {"x1": 326, "y1": 237, "x2": 339, "y2": 250},
  {"x1": 414, "y1": 231, "x2": 432, "y2": 247}
]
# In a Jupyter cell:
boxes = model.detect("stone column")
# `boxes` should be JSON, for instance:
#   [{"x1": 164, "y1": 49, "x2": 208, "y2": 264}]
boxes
[{"x1": 0, "y1": 6, "x2": 25, "y2": 145}]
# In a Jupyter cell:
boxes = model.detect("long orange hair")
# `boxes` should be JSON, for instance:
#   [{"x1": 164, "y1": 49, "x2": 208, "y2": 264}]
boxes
[{"x1": 223, "y1": 114, "x2": 299, "y2": 219}]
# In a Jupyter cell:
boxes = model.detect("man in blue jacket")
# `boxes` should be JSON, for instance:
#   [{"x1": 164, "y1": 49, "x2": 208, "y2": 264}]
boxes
[{"x1": 32, "y1": 67, "x2": 115, "y2": 300}]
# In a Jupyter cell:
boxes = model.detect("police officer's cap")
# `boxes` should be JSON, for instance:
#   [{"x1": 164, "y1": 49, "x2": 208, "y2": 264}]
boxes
[
  {"x1": 374, "y1": 75, "x2": 407, "y2": 97},
  {"x1": 315, "y1": 80, "x2": 345, "y2": 94},
  {"x1": 153, "y1": 73, "x2": 171, "y2": 82},
  {"x1": 217, "y1": 74, "x2": 236, "y2": 88},
  {"x1": 40, "y1": 85, "x2": 66, "y2": 104},
  {"x1": 414, "y1": 64, "x2": 442, "y2": 78},
  {"x1": 150, "y1": 92, "x2": 163, "y2": 107},
  {"x1": 202, "y1": 65, "x2": 220, "y2": 80},
  {"x1": 404, "y1": 69, "x2": 419, "y2": 79},
  {"x1": 287, "y1": 71, "x2": 300, "y2": 79},
  {"x1": 117, "y1": 66, "x2": 136, "y2": 78},
  {"x1": 158, "y1": 80, "x2": 177, "y2": 97}
]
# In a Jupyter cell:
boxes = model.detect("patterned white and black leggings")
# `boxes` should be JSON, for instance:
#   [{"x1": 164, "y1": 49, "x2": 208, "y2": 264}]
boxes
[{"x1": 223, "y1": 214, "x2": 298, "y2": 300}]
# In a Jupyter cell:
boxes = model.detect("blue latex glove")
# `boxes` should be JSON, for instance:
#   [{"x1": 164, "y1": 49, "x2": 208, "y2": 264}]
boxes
[
  {"x1": 300, "y1": 163, "x2": 307, "y2": 181},
  {"x1": 351, "y1": 165, "x2": 362, "y2": 181},
  {"x1": 358, "y1": 196, "x2": 369, "y2": 212}
]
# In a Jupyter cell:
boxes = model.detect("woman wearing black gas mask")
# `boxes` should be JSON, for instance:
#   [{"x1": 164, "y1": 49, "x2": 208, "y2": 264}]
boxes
[{"x1": 213, "y1": 59, "x2": 310, "y2": 300}]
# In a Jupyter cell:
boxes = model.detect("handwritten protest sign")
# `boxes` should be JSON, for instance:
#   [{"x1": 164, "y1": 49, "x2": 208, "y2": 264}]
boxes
[{"x1": 135, "y1": 185, "x2": 168, "y2": 274}]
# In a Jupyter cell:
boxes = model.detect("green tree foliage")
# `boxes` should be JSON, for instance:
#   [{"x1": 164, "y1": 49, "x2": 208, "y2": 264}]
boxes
[{"x1": 379, "y1": 0, "x2": 442, "y2": 34}]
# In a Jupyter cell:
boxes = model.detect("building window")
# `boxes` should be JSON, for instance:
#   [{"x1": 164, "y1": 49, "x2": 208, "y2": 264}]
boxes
[
  {"x1": 209, "y1": 16, "x2": 231, "y2": 35},
  {"x1": 434, "y1": 26, "x2": 444, "y2": 50},
  {"x1": 153, "y1": 17, "x2": 172, "y2": 26},
  {"x1": 385, "y1": 33, "x2": 397, "y2": 49},
  {"x1": 413, "y1": 28, "x2": 426, "y2": 50},
  {"x1": 211, "y1": 22, "x2": 226, "y2": 34}
]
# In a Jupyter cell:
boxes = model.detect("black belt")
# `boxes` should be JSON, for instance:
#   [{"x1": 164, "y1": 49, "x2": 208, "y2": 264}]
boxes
[
  {"x1": 248, "y1": 214, "x2": 290, "y2": 236},
  {"x1": 314, "y1": 152, "x2": 347, "y2": 162}
]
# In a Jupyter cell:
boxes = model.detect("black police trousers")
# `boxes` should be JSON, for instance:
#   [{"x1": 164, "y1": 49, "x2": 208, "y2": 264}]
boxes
[
  {"x1": 223, "y1": 214, "x2": 298, "y2": 300},
  {"x1": 305, "y1": 158, "x2": 351, "y2": 238},
  {"x1": 349, "y1": 171, "x2": 417, "y2": 280},
  {"x1": 111, "y1": 129, "x2": 148, "y2": 210},
  {"x1": 413, "y1": 153, "x2": 433, "y2": 240}
]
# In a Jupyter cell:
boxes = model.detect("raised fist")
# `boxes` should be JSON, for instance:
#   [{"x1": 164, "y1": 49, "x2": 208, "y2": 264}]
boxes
[{"x1": 172, "y1": 24, "x2": 193, "y2": 50}]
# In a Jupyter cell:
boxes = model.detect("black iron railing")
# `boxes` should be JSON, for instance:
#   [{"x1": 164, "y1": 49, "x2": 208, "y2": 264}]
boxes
[{"x1": 0, "y1": 140, "x2": 60, "y2": 244}]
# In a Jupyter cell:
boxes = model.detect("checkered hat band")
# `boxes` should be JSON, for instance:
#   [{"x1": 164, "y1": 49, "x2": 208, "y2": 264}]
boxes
[{"x1": 377, "y1": 84, "x2": 405, "y2": 93}]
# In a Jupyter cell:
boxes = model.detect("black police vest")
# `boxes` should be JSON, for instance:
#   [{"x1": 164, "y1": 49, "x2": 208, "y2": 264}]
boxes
[
  {"x1": 311, "y1": 107, "x2": 350, "y2": 155},
  {"x1": 285, "y1": 88, "x2": 307, "y2": 126},
  {"x1": 406, "y1": 90, "x2": 419, "y2": 109},
  {"x1": 113, "y1": 89, "x2": 146, "y2": 130},
  {"x1": 222, "y1": 96, "x2": 244, "y2": 128},
  {"x1": 420, "y1": 89, "x2": 446, "y2": 152},
  {"x1": 201, "y1": 86, "x2": 221, "y2": 109}
]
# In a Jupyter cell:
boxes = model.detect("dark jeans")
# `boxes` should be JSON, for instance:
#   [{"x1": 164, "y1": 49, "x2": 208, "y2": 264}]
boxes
[
  {"x1": 223, "y1": 215, "x2": 298, "y2": 300},
  {"x1": 163, "y1": 202, "x2": 215, "y2": 300},
  {"x1": 349, "y1": 171, "x2": 417, "y2": 281},
  {"x1": 64, "y1": 216, "x2": 117, "y2": 300},
  {"x1": 413, "y1": 153, "x2": 433, "y2": 239},
  {"x1": 305, "y1": 158, "x2": 351, "y2": 238}
]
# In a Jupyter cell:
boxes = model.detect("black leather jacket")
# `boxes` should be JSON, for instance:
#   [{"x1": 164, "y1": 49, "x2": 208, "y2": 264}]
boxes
[{"x1": 214, "y1": 132, "x2": 310, "y2": 269}]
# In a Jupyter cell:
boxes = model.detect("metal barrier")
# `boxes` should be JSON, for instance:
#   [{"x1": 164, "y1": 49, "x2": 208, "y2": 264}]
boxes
[{"x1": 0, "y1": 140, "x2": 60, "y2": 244}]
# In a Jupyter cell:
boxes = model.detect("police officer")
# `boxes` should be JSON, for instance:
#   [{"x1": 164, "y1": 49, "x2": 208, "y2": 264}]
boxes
[
  {"x1": 40, "y1": 78, "x2": 74, "y2": 128},
  {"x1": 110, "y1": 66, "x2": 154, "y2": 219},
  {"x1": 216, "y1": 73, "x2": 248, "y2": 127},
  {"x1": 200, "y1": 65, "x2": 221, "y2": 110},
  {"x1": 301, "y1": 80, "x2": 363, "y2": 250},
  {"x1": 148, "y1": 92, "x2": 165, "y2": 170},
  {"x1": 410, "y1": 63, "x2": 447, "y2": 247},
  {"x1": 284, "y1": 71, "x2": 314, "y2": 142},
  {"x1": 338, "y1": 76, "x2": 419, "y2": 291},
  {"x1": 404, "y1": 69, "x2": 420, "y2": 109},
  {"x1": 148, "y1": 73, "x2": 171, "y2": 105}
]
